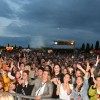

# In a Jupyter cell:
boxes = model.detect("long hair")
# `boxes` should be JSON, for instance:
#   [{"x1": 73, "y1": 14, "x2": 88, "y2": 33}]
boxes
[
  {"x1": 52, "y1": 64, "x2": 61, "y2": 78},
  {"x1": 74, "y1": 76, "x2": 84, "y2": 92},
  {"x1": 64, "y1": 73, "x2": 72, "y2": 84}
]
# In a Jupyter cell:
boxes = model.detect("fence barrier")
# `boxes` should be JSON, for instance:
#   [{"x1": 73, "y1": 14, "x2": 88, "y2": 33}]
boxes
[{"x1": 10, "y1": 93, "x2": 61, "y2": 100}]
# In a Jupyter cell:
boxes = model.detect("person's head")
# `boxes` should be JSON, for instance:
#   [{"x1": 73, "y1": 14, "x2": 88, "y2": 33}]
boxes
[
  {"x1": 45, "y1": 65, "x2": 50, "y2": 71},
  {"x1": 75, "y1": 69, "x2": 83, "y2": 77},
  {"x1": 61, "y1": 65, "x2": 65, "y2": 70},
  {"x1": 96, "y1": 76, "x2": 100, "y2": 87},
  {"x1": 53, "y1": 64, "x2": 61, "y2": 74},
  {"x1": 42, "y1": 70, "x2": 51, "y2": 81},
  {"x1": 1, "y1": 71, "x2": 7, "y2": 77},
  {"x1": 76, "y1": 76, "x2": 84, "y2": 87},
  {"x1": 63, "y1": 68, "x2": 68, "y2": 75},
  {"x1": 32, "y1": 63, "x2": 36, "y2": 69},
  {"x1": 0, "y1": 92, "x2": 14, "y2": 100},
  {"x1": 37, "y1": 67, "x2": 44, "y2": 77},
  {"x1": 22, "y1": 70, "x2": 29, "y2": 81},
  {"x1": 24, "y1": 65, "x2": 31, "y2": 71},
  {"x1": 21, "y1": 57, "x2": 27, "y2": 63},
  {"x1": 63, "y1": 73, "x2": 71, "y2": 83},
  {"x1": 15, "y1": 71, "x2": 21, "y2": 79},
  {"x1": 19, "y1": 63, "x2": 25, "y2": 71}
]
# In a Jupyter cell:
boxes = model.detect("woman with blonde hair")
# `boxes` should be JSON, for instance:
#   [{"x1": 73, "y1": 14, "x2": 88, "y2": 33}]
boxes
[{"x1": 0, "y1": 92, "x2": 14, "y2": 100}]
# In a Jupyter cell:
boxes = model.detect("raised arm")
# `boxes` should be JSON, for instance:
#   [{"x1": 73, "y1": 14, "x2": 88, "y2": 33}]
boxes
[
  {"x1": 8, "y1": 61, "x2": 15, "y2": 80},
  {"x1": 83, "y1": 62, "x2": 90, "y2": 90},
  {"x1": 77, "y1": 63, "x2": 86, "y2": 74},
  {"x1": 94, "y1": 55, "x2": 100, "y2": 77},
  {"x1": 85, "y1": 61, "x2": 90, "y2": 78},
  {"x1": 95, "y1": 55, "x2": 100, "y2": 67},
  {"x1": 90, "y1": 67, "x2": 95, "y2": 83}
]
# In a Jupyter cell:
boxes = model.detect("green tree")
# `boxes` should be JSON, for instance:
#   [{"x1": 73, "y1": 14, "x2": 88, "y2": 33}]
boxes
[
  {"x1": 95, "y1": 40, "x2": 99, "y2": 50},
  {"x1": 81, "y1": 43, "x2": 85, "y2": 50},
  {"x1": 8, "y1": 43, "x2": 9, "y2": 47},
  {"x1": 27, "y1": 44, "x2": 30, "y2": 49},
  {"x1": 90, "y1": 44, "x2": 94, "y2": 50},
  {"x1": 86, "y1": 43, "x2": 90, "y2": 53}
]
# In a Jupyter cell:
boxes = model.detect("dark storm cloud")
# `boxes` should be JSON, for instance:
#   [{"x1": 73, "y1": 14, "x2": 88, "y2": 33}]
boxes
[
  {"x1": 0, "y1": 0, "x2": 13, "y2": 18},
  {"x1": 6, "y1": 0, "x2": 99, "y2": 39},
  {"x1": 17, "y1": 0, "x2": 100, "y2": 31},
  {"x1": 1, "y1": 0, "x2": 100, "y2": 47}
]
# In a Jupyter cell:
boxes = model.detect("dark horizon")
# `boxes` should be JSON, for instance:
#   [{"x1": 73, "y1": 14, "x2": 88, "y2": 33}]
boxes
[{"x1": 0, "y1": 37, "x2": 99, "y2": 49}]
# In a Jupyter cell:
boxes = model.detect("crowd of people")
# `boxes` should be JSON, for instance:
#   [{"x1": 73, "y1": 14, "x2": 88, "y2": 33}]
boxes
[{"x1": 0, "y1": 49, "x2": 100, "y2": 100}]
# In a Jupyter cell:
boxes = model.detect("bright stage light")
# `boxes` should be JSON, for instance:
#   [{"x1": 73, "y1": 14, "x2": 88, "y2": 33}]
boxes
[{"x1": 54, "y1": 42, "x2": 58, "y2": 45}]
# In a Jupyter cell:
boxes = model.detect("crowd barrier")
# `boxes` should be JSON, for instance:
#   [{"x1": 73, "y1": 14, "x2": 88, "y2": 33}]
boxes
[{"x1": 10, "y1": 93, "x2": 61, "y2": 100}]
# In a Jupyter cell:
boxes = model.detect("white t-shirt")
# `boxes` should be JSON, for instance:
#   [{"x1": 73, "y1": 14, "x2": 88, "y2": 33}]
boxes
[{"x1": 59, "y1": 84, "x2": 73, "y2": 100}]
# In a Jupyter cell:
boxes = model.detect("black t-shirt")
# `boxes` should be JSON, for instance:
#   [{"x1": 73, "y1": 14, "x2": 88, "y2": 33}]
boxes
[{"x1": 16, "y1": 84, "x2": 34, "y2": 95}]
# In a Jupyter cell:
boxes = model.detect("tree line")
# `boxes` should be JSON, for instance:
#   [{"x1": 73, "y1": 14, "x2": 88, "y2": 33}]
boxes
[{"x1": 81, "y1": 40, "x2": 100, "y2": 53}]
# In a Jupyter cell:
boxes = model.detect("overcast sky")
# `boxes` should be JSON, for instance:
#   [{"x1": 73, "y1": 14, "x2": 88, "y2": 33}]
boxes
[{"x1": 0, "y1": 0, "x2": 100, "y2": 48}]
